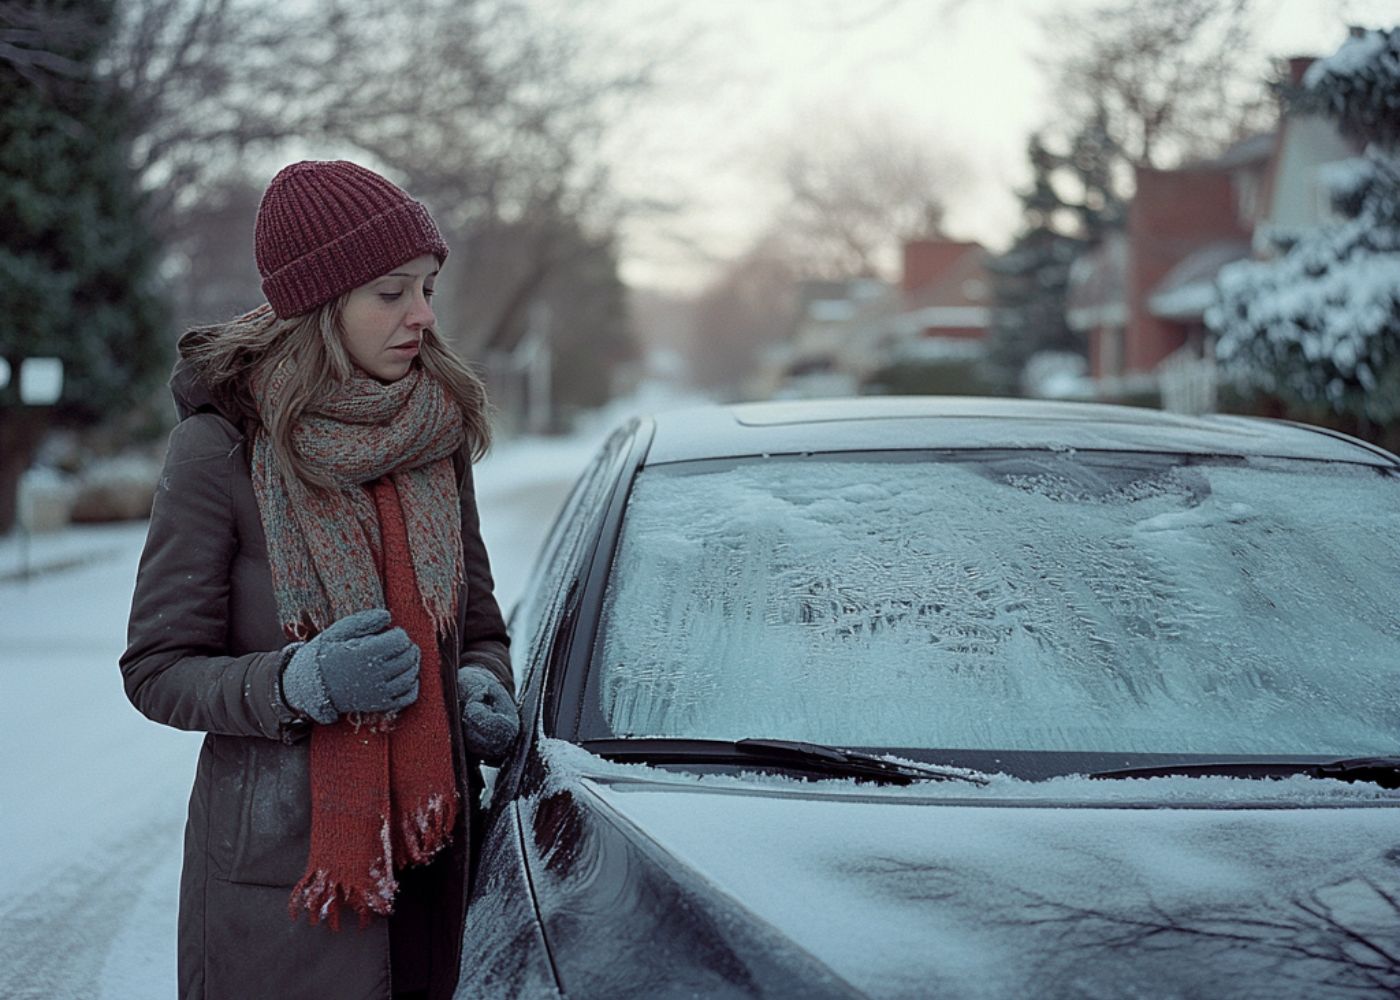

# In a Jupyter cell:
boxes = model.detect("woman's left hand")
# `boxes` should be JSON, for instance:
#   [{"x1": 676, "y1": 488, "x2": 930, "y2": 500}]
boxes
[{"x1": 457, "y1": 664, "x2": 520, "y2": 765}]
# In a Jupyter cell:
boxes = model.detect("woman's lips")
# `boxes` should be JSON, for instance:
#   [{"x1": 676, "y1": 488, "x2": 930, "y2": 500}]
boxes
[{"x1": 389, "y1": 342, "x2": 420, "y2": 355}]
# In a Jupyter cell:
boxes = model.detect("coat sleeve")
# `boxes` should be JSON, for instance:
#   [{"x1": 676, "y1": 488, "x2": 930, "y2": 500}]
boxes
[
  {"x1": 456, "y1": 458, "x2": 513, "y2": 695},
  {"x1": 120, "y1": 414, "x2": 304, "y2": 741}
]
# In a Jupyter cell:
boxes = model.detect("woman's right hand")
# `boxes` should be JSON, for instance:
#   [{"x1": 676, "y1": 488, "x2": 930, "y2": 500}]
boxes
[{"x1": 280, "y1": 609, "x2": 420, "y2": 723}]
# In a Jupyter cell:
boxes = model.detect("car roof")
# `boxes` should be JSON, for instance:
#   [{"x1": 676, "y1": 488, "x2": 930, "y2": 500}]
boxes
[{"x1": 642, "y1": 396, "x2": 1400, "y2": 467}]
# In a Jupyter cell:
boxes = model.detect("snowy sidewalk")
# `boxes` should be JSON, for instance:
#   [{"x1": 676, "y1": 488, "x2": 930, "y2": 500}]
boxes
[{"x1": 0, "y1": 521, "x2": 152, "y2": 584}]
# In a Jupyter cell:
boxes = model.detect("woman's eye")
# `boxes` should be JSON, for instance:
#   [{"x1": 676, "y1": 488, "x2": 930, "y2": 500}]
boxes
[
  {"x1": 378, "y1": 292, "x2": 402, "y2": 302},
  {"x1": 424, "y1": 288, "x2": 436, "y2": 299}
]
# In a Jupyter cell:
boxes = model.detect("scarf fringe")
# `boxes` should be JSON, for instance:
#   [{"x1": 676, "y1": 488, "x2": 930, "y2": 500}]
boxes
[
  {"x1": 288, "y1": 867, "x2": 398, "y2": 931},
  {"x1": 396, "y1": 790, "x2": 458, "y2": 866},
  {"x1": 288, "y1": 793, "x2": 458, "y2": 931},
  {"x1": 289, "y1": 821, "x2": 398, "y2": 930},
  {"x1": 346, "y1": 710, "x2": 399, "y2": 735}
]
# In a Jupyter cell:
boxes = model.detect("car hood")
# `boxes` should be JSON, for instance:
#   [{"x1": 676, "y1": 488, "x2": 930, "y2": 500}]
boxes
[{"x1": 567, "y1": 763, "x2": 1400, "y2": 999}]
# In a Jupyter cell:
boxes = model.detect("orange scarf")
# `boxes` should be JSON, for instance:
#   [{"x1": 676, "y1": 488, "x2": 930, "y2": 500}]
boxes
[{"x1": 288, "y1": 477, "x2": 459, "y2": 929}]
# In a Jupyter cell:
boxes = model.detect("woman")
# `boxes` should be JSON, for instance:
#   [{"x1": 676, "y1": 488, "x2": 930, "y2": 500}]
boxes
[{"x1": 121, "y1": 160, "x2": 520, "y2": 1000}]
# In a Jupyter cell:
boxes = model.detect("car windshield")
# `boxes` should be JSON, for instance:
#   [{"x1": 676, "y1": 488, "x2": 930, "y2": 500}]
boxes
[{"x1": 588, "y1": 450, "x2": 1400, "y2": 757}]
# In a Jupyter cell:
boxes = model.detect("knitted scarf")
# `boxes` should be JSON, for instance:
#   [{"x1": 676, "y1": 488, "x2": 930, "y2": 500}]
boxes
[
  {"x1": 250, "y1": 365, "x2": 465, "y2": 639},
  {"x1": 249, "y1": 365, "x2": 466, "y2": 929}
]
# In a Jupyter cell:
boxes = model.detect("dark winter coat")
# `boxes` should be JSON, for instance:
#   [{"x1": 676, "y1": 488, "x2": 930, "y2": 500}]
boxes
[{"x1": 120, "y1": 364, "x2": 512, "y2": 1000}]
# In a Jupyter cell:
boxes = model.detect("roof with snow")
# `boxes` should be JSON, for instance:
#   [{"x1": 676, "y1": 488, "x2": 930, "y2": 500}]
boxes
[
  {"x1": 1196, "y1": 132, "x2": 1276, "y2": 171},
  {"x1": 1147, "y1": 239, "x2": 1252, "y2": 320}
]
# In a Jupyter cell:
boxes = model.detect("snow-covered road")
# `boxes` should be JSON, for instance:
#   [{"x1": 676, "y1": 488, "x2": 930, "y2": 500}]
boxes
[{"x1": 0, "y1": 432, "x2": 601, "y2": 999}]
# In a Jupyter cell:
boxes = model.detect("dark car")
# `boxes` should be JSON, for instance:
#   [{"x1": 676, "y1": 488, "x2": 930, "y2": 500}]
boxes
[{"x1": 458, "y1": 397, "x2": 1400, "y2": 999}]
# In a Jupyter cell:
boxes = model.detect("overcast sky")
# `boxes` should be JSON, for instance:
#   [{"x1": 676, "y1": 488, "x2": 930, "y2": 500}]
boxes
[{"x1": 541, "y1": 0, "x2": 1400, "y2": 293}]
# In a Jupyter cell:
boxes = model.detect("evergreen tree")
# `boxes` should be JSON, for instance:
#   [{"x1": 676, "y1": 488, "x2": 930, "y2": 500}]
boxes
[
  {"x1": 986, "y1": 113, "x2": 1125, "y2": 393},
  {"x1": 1207, "y1": 28, "x2": 1400, "y2": 430},
  {"x1": 0, "y1": 0, "x2": 165, "y2": 531}
]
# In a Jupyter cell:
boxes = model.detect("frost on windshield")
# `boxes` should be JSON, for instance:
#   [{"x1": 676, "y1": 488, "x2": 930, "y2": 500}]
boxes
[{"x1": 594, "y1": 454, "x2": 1400, "y2": 754}]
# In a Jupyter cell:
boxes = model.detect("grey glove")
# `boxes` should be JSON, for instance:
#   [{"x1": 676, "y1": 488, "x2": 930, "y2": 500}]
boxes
[
  {"x1": 458, "y1": 665, "x2": 520, "y2": 765},
  {"x1": 281, "y1": 609, "x2": 420, "y2": 724}
]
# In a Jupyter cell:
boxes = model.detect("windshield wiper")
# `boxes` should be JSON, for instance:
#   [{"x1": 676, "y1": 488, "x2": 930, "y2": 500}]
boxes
[
  {"x1": 1313, "y1": 757, "x2": 1400, "y2": 788},
  {"x1": 735, "y1": 739, "x2": 989, "y2": 786},
  {"x1": 1089, "y1": 756, "x2": 1400, "y2": 789},
  {"x1": 581, "y1": 737, "x2": 989, "y2": 786}
]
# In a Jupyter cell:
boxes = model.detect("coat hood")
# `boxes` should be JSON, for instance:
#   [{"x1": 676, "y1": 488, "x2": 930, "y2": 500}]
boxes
[
  {"x1": 168, "y1": 326, "x2": 255, "y2": 427},
  {"x1": 169, "y1": 357, "x2": 224, "y2": 423}
]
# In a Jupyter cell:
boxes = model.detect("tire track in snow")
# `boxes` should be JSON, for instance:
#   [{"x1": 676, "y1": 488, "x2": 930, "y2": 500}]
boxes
[{"x1": 0, "y1": 813, "x2": 182, "y2": 1000}]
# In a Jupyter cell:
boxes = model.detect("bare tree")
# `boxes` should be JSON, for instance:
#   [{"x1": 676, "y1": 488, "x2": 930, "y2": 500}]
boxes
[
  {"x1": 1003, "y1": 874, "x2": 1400, "y2": 995},
  {"x1": 688, "y1": 231, "x2": 801, "y2": 391},
  {"x1": 94, "y1": 0, "x2": 653, "y2": 423},
  {"x1": 104, "y1": 0, "x2": 647, "y2": 243},
  {"x1": 162, "y1": 172, "x2": 263, "y2": 331},
  {"x1": 773, "y1": 110, "x2": 968, "y2": 281},
  {"x1": 1045, "y1": 0, "x2": 1274, "y2": 170},
  {"x1": 682, "y1": 111, "x2": 968, "y2": 393},
  {"x1": 0, "y1": 1, "x2": 97, "y2": 82}
]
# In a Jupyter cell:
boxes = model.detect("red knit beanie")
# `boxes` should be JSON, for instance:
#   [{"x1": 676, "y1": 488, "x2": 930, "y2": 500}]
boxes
[{"x1": 254, "y1": 161, "x2": 450, "y2": 319}]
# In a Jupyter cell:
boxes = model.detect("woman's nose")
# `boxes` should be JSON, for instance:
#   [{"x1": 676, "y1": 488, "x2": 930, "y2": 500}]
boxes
[{"x1": 407, "y1": 289, "x2": 436, "y2": 330}]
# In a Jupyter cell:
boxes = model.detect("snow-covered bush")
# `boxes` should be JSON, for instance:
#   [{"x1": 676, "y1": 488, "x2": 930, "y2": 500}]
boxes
[
  {"x1": 68, "y1": 454, "x2": 162, "y2": 523},
  {"x1": 17, "y1": 467, "x2": 75, "y2": 533},
  {"x1": 1207, "y1": 28, "x2": 1400, "y2": 424},
  {"x1": 1021, "y1": 350, "x2": 1093, "y2": 399}
]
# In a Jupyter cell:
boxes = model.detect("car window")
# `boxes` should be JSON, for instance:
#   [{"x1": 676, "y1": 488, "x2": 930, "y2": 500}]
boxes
[
  {"x1": 589, "y1": 451, "x2": 1400, "y2": 757},
  {"x1": 511, "y1": 425, "x2": 636, "y2": 689}
]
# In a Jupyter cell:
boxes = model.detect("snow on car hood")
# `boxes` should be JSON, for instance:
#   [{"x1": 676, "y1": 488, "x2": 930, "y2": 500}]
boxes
[{"x1": 541, "y1": 741, "x2": 1400, "y2": 998}]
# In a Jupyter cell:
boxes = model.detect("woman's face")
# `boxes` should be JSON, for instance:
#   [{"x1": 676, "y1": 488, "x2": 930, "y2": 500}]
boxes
[{"x1": 339, "y1": 254, "x2": 439, "y2": 382}]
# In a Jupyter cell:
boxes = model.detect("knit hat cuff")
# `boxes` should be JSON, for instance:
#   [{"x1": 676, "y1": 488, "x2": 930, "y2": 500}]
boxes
[{"x1": 260, "y1": 199, "x2": 450, "y2": 319}]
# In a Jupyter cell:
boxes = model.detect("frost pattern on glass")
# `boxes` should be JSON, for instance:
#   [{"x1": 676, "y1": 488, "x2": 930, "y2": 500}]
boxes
[{"x1": 595, "y1": 456, "x2": 1400, "y2": 754}]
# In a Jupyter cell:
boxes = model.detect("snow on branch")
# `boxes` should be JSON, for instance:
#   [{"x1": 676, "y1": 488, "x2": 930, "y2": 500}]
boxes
[
  {"x1": 1207, "y1": 28, "x2": 1400, "y2": 423},
  {"x1": 1303, "y1": 26, "x2": 1400, "y2": 149}
]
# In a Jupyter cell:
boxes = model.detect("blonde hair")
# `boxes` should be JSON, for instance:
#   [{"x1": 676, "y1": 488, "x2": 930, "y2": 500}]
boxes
[{"x1": 179, "y1": 297, "x2": 492, "y2": 489}]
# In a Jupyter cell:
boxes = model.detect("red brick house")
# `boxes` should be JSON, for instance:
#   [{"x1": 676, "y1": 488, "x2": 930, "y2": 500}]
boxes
[
  {"x1": 1067, "y1": 56, "x2": 1359, "y2": 410},
  {"x1": 897, "y1": 239, "x2": 993, "y2": 341},
  {"x1": 756, "y1": 238, "x2": 994, "y2": 398},
  {"x1": 1069, "y1": 160, "x2": 1255, "y2": 390}
]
